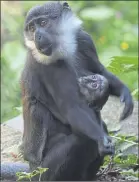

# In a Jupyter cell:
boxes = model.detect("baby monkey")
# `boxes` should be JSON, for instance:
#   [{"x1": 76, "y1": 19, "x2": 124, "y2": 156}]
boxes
[{"x1": 78, "y1": 74, "x2": 115, "y2": 156}]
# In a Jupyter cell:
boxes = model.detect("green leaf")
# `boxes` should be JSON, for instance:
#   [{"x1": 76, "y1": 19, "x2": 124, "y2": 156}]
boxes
[
  {"x1": 106, "y1": 56, "x2": 138, "y2": 100},
  {"x1": 118, "y1": 142, "x2": 136, "y2": 153},
  {"x1": 106, "y1": 56, "x2": 138, "y2": 74},
  {"x1": 37, "y1": 167, "x2": 49, "y2": 174},
  {"x1": 121, "y1": 169, "x2": 138, "y2": 180}
]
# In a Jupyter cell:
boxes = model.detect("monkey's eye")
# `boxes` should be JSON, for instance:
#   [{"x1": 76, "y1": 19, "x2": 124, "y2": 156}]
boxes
[
  {"x1": 40, "y1": 20, "x2": 47, "y2": 27},
  {"x1": 92, "y1": 82, "x2": 98, "y2": 89},
  {"x1": 30, "y1": 25, "x2": 35, "y2": 32}
]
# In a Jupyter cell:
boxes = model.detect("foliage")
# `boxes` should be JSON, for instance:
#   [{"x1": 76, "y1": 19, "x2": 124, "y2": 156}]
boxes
[
  {"x1": 16, "y1": 167, "x2": 49, "y2": 181},
  {"x1": 106, "y1": 56, "x2": 138, "y2": 100},
  {"x1": 102, "y1": 133, "x2": 139, "y2": 180}
]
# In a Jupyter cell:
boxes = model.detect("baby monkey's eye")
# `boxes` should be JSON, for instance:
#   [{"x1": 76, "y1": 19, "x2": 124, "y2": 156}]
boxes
[{"x1": 40, "y1": 20, "x2": 47, "y2": 27}]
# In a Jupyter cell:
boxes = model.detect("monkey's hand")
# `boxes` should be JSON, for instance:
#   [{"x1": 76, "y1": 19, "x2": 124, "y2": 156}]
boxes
[
  {"x1": 100, "y1": 68, "x2": 134, "y2": 121},
  {"x1": 120, "y1": 86, "x2": 134, "y2": 121},
  {"x1": 98, "y1": 136, "x2": 115, "y2": 157}
]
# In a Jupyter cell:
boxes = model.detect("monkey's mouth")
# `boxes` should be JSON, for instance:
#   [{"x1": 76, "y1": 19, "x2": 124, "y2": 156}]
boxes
[{"x1": 39, "y1": 44, "x2": 52, "y2": 56}]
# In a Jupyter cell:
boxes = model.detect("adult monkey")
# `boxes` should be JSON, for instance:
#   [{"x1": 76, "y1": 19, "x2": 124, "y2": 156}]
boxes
[
  {"x1": 1, "y1": 73, "x2": 114, "y2": 181},
  {"x1": 1, "y1": 1, "x2": 133, "y2": 181},
  {"x1": 22, "y1": 1, "x2": 132, "y2": 179}
]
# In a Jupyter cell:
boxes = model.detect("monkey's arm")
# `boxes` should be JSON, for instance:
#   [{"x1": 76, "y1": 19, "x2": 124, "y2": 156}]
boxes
[
  {"x1": 98, "y1": 69, "x2": 133, "y2": 120},
  {"x1": 78, "y1": 30, "x2": 133, "y2": 120}
]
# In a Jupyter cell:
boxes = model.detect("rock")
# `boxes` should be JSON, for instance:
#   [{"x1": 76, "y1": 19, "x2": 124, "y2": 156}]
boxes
[
  {"x1": 1, "y1": 125, "x2": 22, "y2": 162},
  {"x1": 102, "y1": 97, "x2": 138, "y2": 137},
  {"x1": 2, "y1": 114, "x2": 23, "y2": 132}
]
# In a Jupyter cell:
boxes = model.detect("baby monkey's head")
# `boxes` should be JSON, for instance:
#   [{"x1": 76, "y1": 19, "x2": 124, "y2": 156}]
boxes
[
  {"x1": 78, "y1": 74, "x2": 109, "y2": 110},
  {"x1": 24, "y1": 1, "x2": 82, "y2": 63}
]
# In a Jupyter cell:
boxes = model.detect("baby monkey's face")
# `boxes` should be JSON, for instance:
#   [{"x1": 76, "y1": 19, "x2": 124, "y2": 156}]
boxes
[{"x1": 78, "y1": 74, "x2": 109, "y2": 104}]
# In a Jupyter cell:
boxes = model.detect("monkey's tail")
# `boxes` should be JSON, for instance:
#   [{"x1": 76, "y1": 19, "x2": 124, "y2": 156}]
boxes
[{"x1": 1, "y1": 162, "x2": 30, "y2": 180}]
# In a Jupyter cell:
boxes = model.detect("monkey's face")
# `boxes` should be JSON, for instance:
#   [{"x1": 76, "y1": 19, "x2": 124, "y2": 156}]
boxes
[
  {"x1": 78, "y1": 74, "x2": 109, "y2": 105},
  {"x1": 24, "y1": 1, "x2": 82, "y2": 63}
]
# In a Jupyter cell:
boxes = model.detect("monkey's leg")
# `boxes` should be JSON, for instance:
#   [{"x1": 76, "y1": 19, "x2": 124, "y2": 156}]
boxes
[
  {"x1": 31, "y1": 134, "x2": 99, "y2": 181},
  {"x1": 84, "y1": 155, "x2": 104, "y2": 181}
]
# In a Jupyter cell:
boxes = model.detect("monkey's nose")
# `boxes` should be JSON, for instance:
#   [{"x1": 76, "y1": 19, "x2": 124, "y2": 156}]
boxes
[
  {"x1": 35, "y1": 32, "x2": 52, "y2": 51},
  {"x1": 35, "y1": 32, "x2": 42, "y2": 42},
  {"x1": 38, "y1": 34, "x2": 41, "y2": 40}
]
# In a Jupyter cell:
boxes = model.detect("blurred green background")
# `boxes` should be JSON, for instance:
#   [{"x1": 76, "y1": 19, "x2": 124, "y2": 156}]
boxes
[{"x1": 1, "y1": 1, "x2": 138, "y2": 123}]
